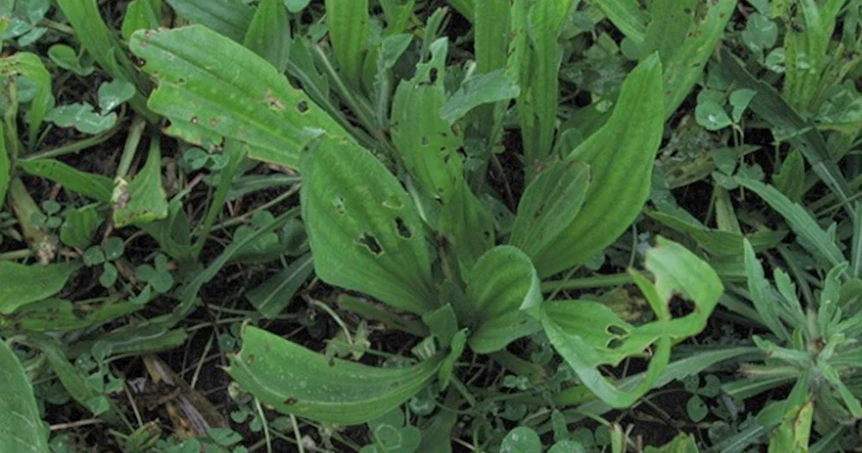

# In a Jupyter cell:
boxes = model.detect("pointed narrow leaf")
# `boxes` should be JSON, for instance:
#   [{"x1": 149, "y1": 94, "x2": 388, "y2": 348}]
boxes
[
  {"x1": 165, "y1": 0, "x2": 253, "y2": 42},
  {"x1": 510, "y1": 161, "x2": 590, "y2": 262},
  {"x1": 538, "y1": 54, "x2": 663, "y2": 277},
  {"x1": 227, "y1": 325, "x2": 442, "y2": 425},
  {"x1": 465, "y1": 246, "x2": 542, "y2": 354},
  {"x1": 519, "y1": 0, "x2": 575, "y2": 172},
  {"x1": 19, "y1": 159, "x2": 113, "y2": 201},
  {"x1": 246, "y1": 254, "x2": 314, "y2": 318},
  {"x1": 590, "y1": 0, "x2": 648, "y2": 43},
  {"x1": 324, "y1": 0, "x2": 369, "y2": 88},
  {"x1": 243, "y1": 0, "x2": 291, "y2": 72},
  {"x1": 0, "y1": 340, "x2": 48, "y2": 453},
  {"x1": 130, "y1": 25, "x2": 352, "y2": 170},
  {"x1": 737, "y1": 177, "x2": 846, "y2": 274},
  {"x1": 743, "y1": 239, "x2": 790, "y2": 341},
  {"x1": 643, "y1": 0, "x2": 737, "y2": 117},
  {"x1": 0, "y1": 262, "x2": 82, "y2": 314},
  {"x1": 301, "y1": 140, "x2": 436, "y2": 315}
]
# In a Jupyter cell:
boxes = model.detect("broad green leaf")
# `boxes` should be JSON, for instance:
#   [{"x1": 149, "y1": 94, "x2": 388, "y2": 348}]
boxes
[
  {"x1": 0, "y1": 261, "x2": 81, "y2": 314},
  {"x1": 534, "y1": 238, "x2": 722, "y2": 407},
  {"x1": 60, "y1": 205, "x2": 104, "y2": 249},
  {"x1": 245, "y1": 253, "x2": 313, "y2": 318},
  {"x1": 643, "y1": 0, "x2": 737, "y2": 117},
  {"x1": 113, "y1": 141, "x2": 168, "y2": 228},
  {"x1": 538, "y1": 54, "x2": 663, "y2": 277},
  {"x1": 324, "y1": 0, "x2": 369, "y2": 88},
  {"x1": 440, "y1": 69, "x2": 519, "y2": 125},
  {"x1": 0, "y1": 52, "x2": 52, "y2": 147},
  {"x1": 590, "y1": 0, "x2": 648, "y2": 43},
  {"x1": 772, "y1": 149, "x2": 806, "y2": 203},
  {"x1": 500, "y1": 427, "x2": 542, "y2": 453},
  {"x1": 737, "y1": 177, "x2": 846, "y2": 275},
  {"x1": 390, "y1": 38, "x2": 463, "y2": 203},
  {"x1": 464, "y1": 246, "x2": 542, "y2": 354},
  {"x1": 438, "y1": 180, "x2": 494, "y2": 271},
  {"x1": 227, "y1": 325, "x2": 442, "y2": 425},
  {"x1": 716, "y1": 48, "x2": 853, "y2": 211},
  {"x1": 164, "y1": 0, "x2": 253, "y2": 42},
  {"x1": 0, "y1": 339, "x2": 48, "y2": 453},
  {"x1": 55, "y1": 0, "x2": 152, "y2": 120},
  {"x1": 301, "y1": 140, "x2": 436, "y2": 315},
  {"x1": 121, "y1": 0, "x2": 163, "y2": 40},
  {"x1": 130, "y1": 25, "x2": 352, "y2": 170},
  {"x1": 0, "y1": 124, "x2": 7, "y2": 204},
  {"x1": 519, "y1": 0, "x2": 575, "y2": 173},
  {"x1": 243, "y1": 0, "x2": 291, "y2": 73},
  {"x1": 783, "y1": 0, "x2": 846, "y2": 111},
  {"x1": 510, "y1": 160, "x2": 590, "y2": 263}
]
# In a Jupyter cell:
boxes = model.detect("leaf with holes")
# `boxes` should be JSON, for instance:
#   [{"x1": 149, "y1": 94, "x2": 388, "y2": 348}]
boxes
[
  {"x1": 227, "y1": 325, "x2": 443, "y2": 425},
  {"x1": 0, "y1": 339, "x2": 48, "y2": 453},
  {"x1": 536, "y1": 54, "x2": 663, "y2": 277},
  {"x1": 463, "y1": 246, "x2": 542, "y2": 354},
  {"x1": 301, "y1": 139, "x2": 436, "y2": 315},
  {"x1": 390, "y1": 38, "x2": 464, "y2": 204},
  {"x1": 130, "y1": 25, "x2": 352, "y2": 170},
  {"x1": 527, "y1": 237, "x2": 722, "y2": 408}
]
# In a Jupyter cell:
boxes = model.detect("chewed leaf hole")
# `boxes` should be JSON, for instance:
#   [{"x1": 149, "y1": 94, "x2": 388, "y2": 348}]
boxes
[
  {"x1": 332, "y1": 196, "x2": 346, "y2": 215},
  {"x1": 669, "y1": 295, "x2": 696, "y2": 317},
  {"x1": 297, "y1": 100, "x2": 309, "y2": 113},
  {"x1": 606, "y1": 324, "x2": 628, "y2": 336},
  {"x1": 394, "y1": 217, "x2": 412, "y2": 239},
  {"x1": 607, "y1": 338, "x2": 625, "y2": 349},
  {"x1": 357, "y1": 233, "x2": 383, "y2": 256}
]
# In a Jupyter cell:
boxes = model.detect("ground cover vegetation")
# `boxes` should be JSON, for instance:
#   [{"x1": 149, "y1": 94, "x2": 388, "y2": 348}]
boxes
[{"x1": 0, "y1": 0, "x2": 861, "y2": 451}]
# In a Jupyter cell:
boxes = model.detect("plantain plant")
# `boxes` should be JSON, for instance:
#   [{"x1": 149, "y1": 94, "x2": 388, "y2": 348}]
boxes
[{"x1": 122, "y1": 0, "x2": 735, "y2": 442}]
